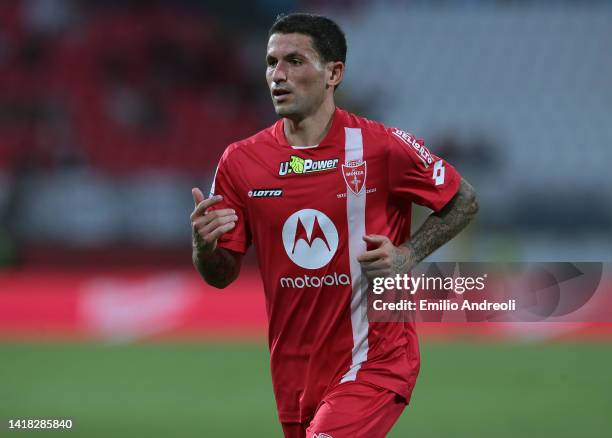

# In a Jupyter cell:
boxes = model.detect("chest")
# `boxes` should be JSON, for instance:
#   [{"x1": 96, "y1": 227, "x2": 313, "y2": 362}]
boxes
[{"x1": 238, "y1": 147, "x2": 387, "y2": 236}]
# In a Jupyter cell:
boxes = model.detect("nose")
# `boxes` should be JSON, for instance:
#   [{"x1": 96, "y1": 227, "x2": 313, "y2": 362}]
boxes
[{"x1": 271, "y1": 61, "x2": 287, "y2": 83}]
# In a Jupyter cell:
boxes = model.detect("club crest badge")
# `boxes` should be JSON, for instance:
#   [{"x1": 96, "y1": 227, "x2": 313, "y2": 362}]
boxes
[{"x1": 342, "y1": 160, "x2": 367, "y2": 195}]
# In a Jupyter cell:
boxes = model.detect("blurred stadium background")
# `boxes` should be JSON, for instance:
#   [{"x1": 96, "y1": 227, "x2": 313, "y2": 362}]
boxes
[{"x1": 0, "y1": 0, "x2": 611, "y2": 436}]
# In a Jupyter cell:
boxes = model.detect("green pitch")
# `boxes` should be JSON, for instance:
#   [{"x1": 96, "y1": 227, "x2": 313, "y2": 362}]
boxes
[{"x1": 1, "y1": 341, "x2": 610, "y2": 437}]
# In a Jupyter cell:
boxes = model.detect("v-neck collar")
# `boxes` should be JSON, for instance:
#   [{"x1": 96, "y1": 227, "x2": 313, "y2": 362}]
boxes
[{"x1": 273, "y1": 107, "x2": 346, "y2": 150}]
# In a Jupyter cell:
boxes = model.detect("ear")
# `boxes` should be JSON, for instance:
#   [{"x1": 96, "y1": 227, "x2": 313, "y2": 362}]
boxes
[{"x1": 326, "y1": 61, "x2": 345, "y2": 88}]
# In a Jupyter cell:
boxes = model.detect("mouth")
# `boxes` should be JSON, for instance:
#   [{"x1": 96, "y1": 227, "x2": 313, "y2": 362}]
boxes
[{"x1": 272, "y1": 89, "x2": 291, "y2": 101}]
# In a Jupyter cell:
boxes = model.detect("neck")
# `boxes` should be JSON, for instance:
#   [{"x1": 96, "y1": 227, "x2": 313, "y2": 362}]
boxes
[{"x1": 283, "y1": 99, "x2": 336, "y2": 146}]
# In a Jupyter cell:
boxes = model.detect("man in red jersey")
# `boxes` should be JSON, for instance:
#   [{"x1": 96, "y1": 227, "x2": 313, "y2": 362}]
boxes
[{"x1": 191, "y1": 13, "x2": 478, "y2": 438}]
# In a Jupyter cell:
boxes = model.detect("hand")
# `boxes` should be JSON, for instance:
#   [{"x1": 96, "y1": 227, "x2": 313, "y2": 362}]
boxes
[
  {"x1": 191, "y1": 188, "x2": 238, "y2": 255},
  {"x1": 357, "y1": 235, "x2": 416, "y2": 280}
]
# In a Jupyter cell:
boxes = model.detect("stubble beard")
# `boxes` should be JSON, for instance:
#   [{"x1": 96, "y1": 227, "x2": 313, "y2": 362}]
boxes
[
  {"x1": 273, "y1": 98, "x2": 303, "y2": 120},
  {"x1": 273, "y1": 92, "x2": 324, "y2": 121},
  {"x1": 274, "y1": 103, "x2": 295, "y2": 118}
]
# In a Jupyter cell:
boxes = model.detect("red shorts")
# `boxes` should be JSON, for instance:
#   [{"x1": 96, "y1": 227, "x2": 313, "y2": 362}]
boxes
[{"x1": 281, "y1": 381, "x2": 407, "y2": 438}]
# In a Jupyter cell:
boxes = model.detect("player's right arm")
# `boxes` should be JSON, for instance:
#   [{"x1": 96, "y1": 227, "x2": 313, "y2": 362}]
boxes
[{"x1": 191, "y1": 188, "x2": 242, "y2": 289}]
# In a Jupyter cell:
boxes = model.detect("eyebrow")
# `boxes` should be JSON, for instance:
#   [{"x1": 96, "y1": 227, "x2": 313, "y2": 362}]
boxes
[
  {"x1": 284, "y1": 52, "x2": 304, "y2": 59},
  {"x1": 267, "y1": 51, "x2": 306, "y2": 61}
]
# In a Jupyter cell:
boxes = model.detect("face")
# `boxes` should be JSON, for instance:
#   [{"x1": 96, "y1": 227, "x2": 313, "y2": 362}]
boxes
[{"x1": 266, "y1": 33, "x2": 330, "y2": 120}]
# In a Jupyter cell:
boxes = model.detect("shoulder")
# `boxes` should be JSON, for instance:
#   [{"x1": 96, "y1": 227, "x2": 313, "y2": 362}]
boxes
[
  {"x1": 341, "y1": 109, "x2": 432, "y2": 166},
  {"x1": 387, "y1": 127, "x2": 437, "y2": 169},
  {"x1": 337, "y1": 109, "x2": 407, "y2": 159},
  {"x1": 218, "y1": 121, "x2": 278, "y2": 165},
  {"x1": 339, "y1": 108, "x2": 389, "y2": 136}
]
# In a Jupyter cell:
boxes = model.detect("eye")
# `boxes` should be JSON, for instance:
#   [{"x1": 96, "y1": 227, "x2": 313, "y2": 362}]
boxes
[
  {"x1": 267, "y1": 58, "x2": 277, "y2": 67},
  {"x1": 290, "y1": 58, "x2": 302, "y2": 65}
]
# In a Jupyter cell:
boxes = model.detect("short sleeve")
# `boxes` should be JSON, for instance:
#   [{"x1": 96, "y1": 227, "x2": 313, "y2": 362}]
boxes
[
  {"x1": 208, "y1": 148, "x2": 251, "y2": 253},
  {"x1": 387, "y1": 128, "x2": 461, "y2": 212}
]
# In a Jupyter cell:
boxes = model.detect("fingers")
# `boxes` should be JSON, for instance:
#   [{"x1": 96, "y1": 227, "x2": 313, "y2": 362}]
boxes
[
  {"x1": 190, "y1": 195, "x2": 228, "y2": 220},
  {"x1": 205, "y1": 221, "x2": 236, "y2": 244},
  {"x1": 192, "y1": 203, "x2": 238, "y2": 251},
  {"x1": 192, "y1": 187, "x2": 205, "y2": 206},
  {"x1": 357, "y1": 247, "x2": 387, "y2": 263},
  {"x1": 363, "y1": 234, "x2": 389, "y2": 246},
  {"x1": 358, "y1": 235, "x2": 393, "y2": 278},
  {"x1": 357, "y1": 234, "x2": 393, "y2": 263},
  {"x1": 192, "y1": 209, "x2": 236, "y2": 227},
  {"x1": 361, "y1": 257, "x2": 392, "y2": 280},
  {"x1": 359, "y1": 259, "x2": 388, "y2": 271},
  {"x1": 198, "y1": 213, "x2": 239, "y2": 238}
]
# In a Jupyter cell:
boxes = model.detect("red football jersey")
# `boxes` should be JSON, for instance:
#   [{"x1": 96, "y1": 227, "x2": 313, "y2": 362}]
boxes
[{"x1": 209, "y1": 108, "x2": 461, "y2": 424}]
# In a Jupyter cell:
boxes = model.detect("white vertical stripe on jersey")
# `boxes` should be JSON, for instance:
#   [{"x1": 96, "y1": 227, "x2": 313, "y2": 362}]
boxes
[{"x1": 340, "y1": 127, "x2": 369, "y2": 383}]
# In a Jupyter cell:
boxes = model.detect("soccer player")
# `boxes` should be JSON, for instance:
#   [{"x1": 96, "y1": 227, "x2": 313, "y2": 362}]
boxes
[{"x1": 191, "y1": 13, "x2": 478, "y2": 438}]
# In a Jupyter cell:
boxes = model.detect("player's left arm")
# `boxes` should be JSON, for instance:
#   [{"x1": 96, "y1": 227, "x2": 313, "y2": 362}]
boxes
[
  {"x1": 359, "y1": 128, "x2": 479, "y2": 278},
  {"x1": 400, "y1": 177, "x2": 478, "y2": 272},
  {"x1": 358, "y1": 177, "x2": 478, "y2": 279}
]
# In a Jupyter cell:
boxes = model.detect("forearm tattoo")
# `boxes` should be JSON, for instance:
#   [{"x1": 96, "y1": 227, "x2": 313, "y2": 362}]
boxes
[
  {"x1": 192, "y1": 244, "x2": 239, "y2": 288},
  {"x1": 405, "y1": 179, "x2": 479, "y2": 265},
  {"x1": 390, "y1": 248, "x2": 411, "y2": 276}
]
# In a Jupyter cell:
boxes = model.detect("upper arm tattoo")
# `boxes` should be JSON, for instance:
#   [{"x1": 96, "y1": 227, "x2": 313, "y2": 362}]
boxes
[{"x1": 406, "y1": 179, "x2": 479, "y2": 264}]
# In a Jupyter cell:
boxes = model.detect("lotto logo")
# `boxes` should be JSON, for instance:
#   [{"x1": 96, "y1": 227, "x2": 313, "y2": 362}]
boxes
[{"x1": 248, "y1": 188, "x2": 283, "y2": 198}]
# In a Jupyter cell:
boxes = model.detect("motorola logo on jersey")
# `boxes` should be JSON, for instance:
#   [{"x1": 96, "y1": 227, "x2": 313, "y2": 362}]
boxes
[
  {"x1": 280, "y1": 272, "x2": 350, "y2": 289},
  {"x1": 282, "y1": 209, "x2": 339, "y2": 269}
]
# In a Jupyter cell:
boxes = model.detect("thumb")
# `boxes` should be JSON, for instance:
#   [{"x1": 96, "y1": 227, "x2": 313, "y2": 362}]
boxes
[{"x1": 192, "y1": 187, "x2": 205, "y2": 206}]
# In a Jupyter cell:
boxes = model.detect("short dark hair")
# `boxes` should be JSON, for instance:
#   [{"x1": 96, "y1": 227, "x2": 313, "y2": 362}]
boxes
[{"x1": 268, "y1": 13, "x2": 347, "y2": 65}]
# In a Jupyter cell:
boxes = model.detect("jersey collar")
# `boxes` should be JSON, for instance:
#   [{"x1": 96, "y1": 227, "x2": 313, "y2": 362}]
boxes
[{"x1": 274, "y1": 107, "x2": 346, "y2": 149}]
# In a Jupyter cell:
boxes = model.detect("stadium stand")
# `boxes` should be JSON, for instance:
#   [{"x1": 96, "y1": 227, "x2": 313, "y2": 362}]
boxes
[{"x1": 0, "y1": 0, "x2": 610, "y2": 264}]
